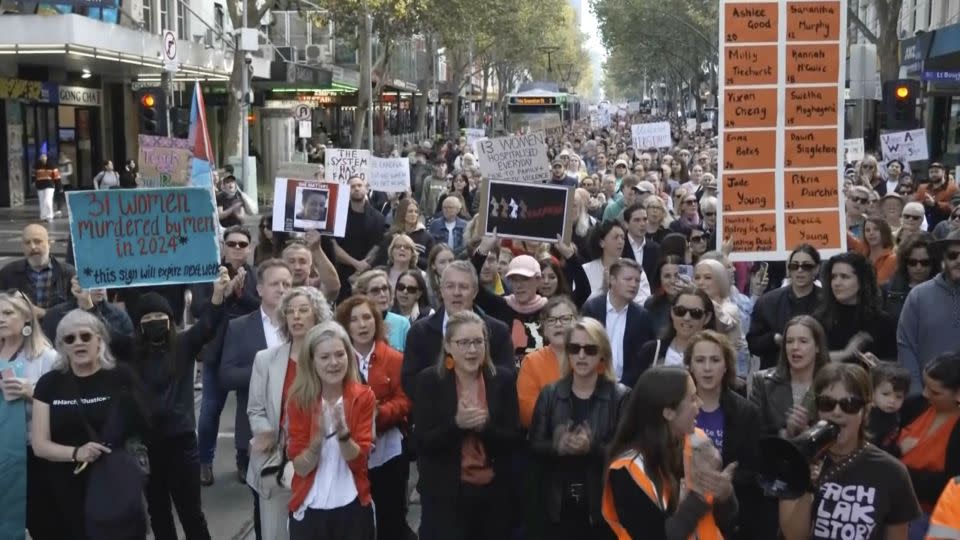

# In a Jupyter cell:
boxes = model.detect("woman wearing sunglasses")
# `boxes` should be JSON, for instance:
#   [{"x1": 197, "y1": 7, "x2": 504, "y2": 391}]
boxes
[
  {"x1": 881, "y1": 234, "x2": 938, "y2": 322},
  {"x1": 391, "y1": 269, "x2": 432, "y2": 323},
  {"x1": 636, "y1": 286, "x2": 717, "y2": 374},
  {"x1": 413, "y1": 311, "x2": 520, "y2": 540},
  {"x1": 335, "y1": 296, "x2": 412, "y2": 540},
  {"x1": 779, "y1": 363, "x2": 921, "y2": 540},
  {"x1": 750, "y1": 315, "x2": 830, "y2": 440},
  {"x1": 352, "y1": 270, "x2": 410, "y2": 352},
  {"x1": 0, "y1": 291, "x2": 57, "y2": 539},
  {"x1": 529, "y1": 317, "x2": 628, "y2": 539},
  {"x1": 380, "y1": 233, "x2": 422, "y2": 291},
  {"x1": 747, "y1": 244, "x2": 822, "y2": 370},
  {"x1": 643, "y1": 255, "x2": 687, "y2": 336},
  {"x1": 898, "y1": 202, "x2": 928, "y2": 247},
  {"x1": 683, "y1": 330, "x2": 774, "y2": 540},
  {"x1": 896, "y1": 353, "x2": 960, "y2": 540},
  {"x1": 30, "y1": 309, "x2": 151, "y2": 538}
]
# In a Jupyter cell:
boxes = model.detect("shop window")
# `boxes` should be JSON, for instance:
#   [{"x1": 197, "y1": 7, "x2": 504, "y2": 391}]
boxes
[{"x1": 176, "y1": 0, "x2": 188, "y2": 40}]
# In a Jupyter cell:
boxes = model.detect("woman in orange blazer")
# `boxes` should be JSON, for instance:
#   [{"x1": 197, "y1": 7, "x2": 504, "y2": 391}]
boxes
[
  {"x1": 336, "y1": 295, "x2": 413, "y2": 540},
  {"x1": 285, "y1": 321, "x2": 376, "y2": 540}
]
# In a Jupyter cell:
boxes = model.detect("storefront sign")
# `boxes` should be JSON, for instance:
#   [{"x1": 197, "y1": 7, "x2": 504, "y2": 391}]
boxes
[
  {"x1": 922, "y1": 71, "x2": 960, "y2": 83},
  {"x1": 0, "y1": 77, "x2": 53, "y2": 102},
  {"x1": 331, "y1": 66, "x2": 360, "y2": 88},
  {"x1": 900, "y1": 33, "x2": 932, "y2": 78},
  {"x1": 58, "y1": 86, "x2": 102, "y2": 107}
]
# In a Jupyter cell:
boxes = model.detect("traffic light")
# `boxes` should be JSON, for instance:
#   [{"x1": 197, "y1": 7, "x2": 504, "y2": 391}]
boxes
[
  {"x1": 882, "y1": 79, "x2": 921, "y2": 130},
  {"x1": 169, "y1": 107, "x2": 190, "y2": 139},
  {"x1": 134, "y1": 88, "x2": 168, "y2": 136}
]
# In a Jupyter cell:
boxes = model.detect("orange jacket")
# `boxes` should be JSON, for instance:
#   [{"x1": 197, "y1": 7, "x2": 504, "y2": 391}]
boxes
[
  {"x1": 928, "y1": 476, "x2": 960, "y2": 539},
  {"x1": 847, "y1": 234, "x2": 898, "y2": 285},
  {"x1": 517, "y1": 346, "x2": 561, "y2": 428},
  {"x1": 286, "y1": 381, "x2": 376, "y2": 511},
  {"x1": 602, "y1": 429, "x2": 723, "y2": 540},
  {"x1": 366, "y1": 340, "x2": 412, "y2": 433},
  {"x1": 916, "y1": 181, "x2": 957, "y2": 221}
]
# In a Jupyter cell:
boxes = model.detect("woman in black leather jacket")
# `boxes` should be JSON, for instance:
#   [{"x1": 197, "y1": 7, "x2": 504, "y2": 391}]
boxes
[{"x1": 529, "y1": 317, "x2": 628, "y2": 540}]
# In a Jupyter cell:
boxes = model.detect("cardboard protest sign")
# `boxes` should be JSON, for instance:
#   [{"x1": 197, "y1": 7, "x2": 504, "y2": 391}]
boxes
[
  {"x1": 843, "y1": 138, "x2": 865, "y2": 163},
  {"x1": 324, "y1": 148, "x2": 371, "y2": 184},
  {"x1": 686, "y1": 118, "x2": 698, "y2": 133},
  {"x1": 630, "y1": 122, "x2": 672, "y2": 149},
  {"x1": 477, "y1": 180, "x2": 575, "y2": 243},
  {"x1": 718, "y1": 0, "x2": 847, "y2": 261},
  {"x1": 880, "y1": 129, "x2": 928, "y2": 163},
  {"x1": 368, "y1": 157, "x2": 411, "y2": 193},
  {"x1": 137, "y1": 135, "x2": 192, "y2": 187},
  {"x1": 271, "y1": 176, "x2": 347, "y2": 236},
  {"x1": 68, "y1": 187, "x2": 220, "y2": 289},
  {"x1": 475, "y1": 132, "x2": 551, "y2": 184},
  {"x1": 465, "y1": 128, "x2": 486, "y2": 152}
]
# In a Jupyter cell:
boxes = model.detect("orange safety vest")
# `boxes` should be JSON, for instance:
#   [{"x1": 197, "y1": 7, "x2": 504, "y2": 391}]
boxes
[
  {"x1": 928, "y1": 476, "x2": 960, "y2": 539},
  {"x1": 602, "y1": 428, "x2": 724, "y2": 540}
]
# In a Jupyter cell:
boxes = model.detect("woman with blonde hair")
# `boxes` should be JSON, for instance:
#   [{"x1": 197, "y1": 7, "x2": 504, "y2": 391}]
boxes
[
  {"x1": 0, "y1": 291, "x2": 57, "y2": 539},
  {"x1": 380, "y1": 233, "x2": 424, "y2": 290},
  {"x1": 285, "y1": 321, "x2": 377, "y2": 540},
  {"x1": 371, "y1": 198, "x2": 434, "y2": 270},
  {"x1": 413, "y1": 310, "x2": 520, "y2": 540},
  {"x1": 529, "y1": 317, "x2": 628, "y2": 539},
  {"x1": 694, "y1": 259, "x2": 749, "y2": 377}
]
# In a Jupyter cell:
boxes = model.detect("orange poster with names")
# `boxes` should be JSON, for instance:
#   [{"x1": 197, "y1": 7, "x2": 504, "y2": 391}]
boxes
[{"x1": 719, "y1": 0, "x2": 846, "y2": 261}]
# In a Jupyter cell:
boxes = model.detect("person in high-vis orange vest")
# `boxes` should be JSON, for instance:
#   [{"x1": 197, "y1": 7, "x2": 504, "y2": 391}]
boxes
[
  {"x1": 928, "y1": 476, "x2": 960, "y2": 539},
  {"x1": 602, "y1": 367, "x2": 738, "y2": 539}
]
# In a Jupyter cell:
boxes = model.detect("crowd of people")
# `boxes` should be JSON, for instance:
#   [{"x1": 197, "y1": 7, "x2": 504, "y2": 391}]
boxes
[{"x1": 2, "y1": 116, "x2": 960, "y2": 540}]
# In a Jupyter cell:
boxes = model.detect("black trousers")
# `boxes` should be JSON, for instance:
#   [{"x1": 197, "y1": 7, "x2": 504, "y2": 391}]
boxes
[
  {"x1": 145, "y1": 432, "x2": 211, "y2": 540},
  {"x1": 289, "y1": 498, "x2": 375, "y2": 540},
  {"x1": 369, "y1": 455, "x2": 409, "y2": 540},
  {"x1": 26, "y1": 448, "x2": 58, "y2": 540}
]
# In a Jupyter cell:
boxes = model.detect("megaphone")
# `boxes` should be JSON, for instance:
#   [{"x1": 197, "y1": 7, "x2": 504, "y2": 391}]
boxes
[{"x1": 757, "y1": 420, "x2": 840, "y2": 498}]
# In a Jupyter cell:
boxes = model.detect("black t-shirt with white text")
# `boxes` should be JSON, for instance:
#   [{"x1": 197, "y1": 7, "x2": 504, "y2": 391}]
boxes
[{"x1": 811, "y1": 444, "x2": 920, "y2": 540}]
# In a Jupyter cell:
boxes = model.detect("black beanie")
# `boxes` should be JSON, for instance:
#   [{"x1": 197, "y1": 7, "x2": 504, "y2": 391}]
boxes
[{"x1": 135, "y1": 292, "x2": 174, "y2": 322}]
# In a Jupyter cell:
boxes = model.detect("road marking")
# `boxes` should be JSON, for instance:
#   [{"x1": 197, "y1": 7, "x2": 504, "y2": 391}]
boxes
[{"x1": 218, "y1": 432, "x2": 236, "y2": 439}]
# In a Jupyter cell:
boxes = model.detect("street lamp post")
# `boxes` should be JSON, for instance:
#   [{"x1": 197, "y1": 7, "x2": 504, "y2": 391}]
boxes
[{"x1": 537, "y1": 46, "x2": 559, "y2": 82}]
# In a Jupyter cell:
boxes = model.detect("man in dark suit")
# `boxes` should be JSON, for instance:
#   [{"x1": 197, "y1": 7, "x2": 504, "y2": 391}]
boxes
[
  {"x1": 582, "y1": 258, "x2": 657, "y2": 387},
  {"x1": 620, "y1": 202, "x2": 661, "y2": 281},
  {"x1": 401, "y1": 260, "x2": 515, "y2": 399}
]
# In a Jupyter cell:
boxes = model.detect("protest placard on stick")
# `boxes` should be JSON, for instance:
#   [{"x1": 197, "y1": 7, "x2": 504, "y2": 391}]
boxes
[
  {"x1": 137, "y1": 135, "x2": 192, "y2": 187},
  {"x1": 369, "y1": 157, "x2": 411, "y2": 193},
  {"x1": 68, "y1": 187, "x2": 221, "y2": 289},
  {"x1": 630, "y1": 122, "x2": 673, "y2": 149},
  {"x1": 475, "y1": 132, "x2": 551, "y2": 184},
  {"x1": 324, "y1": 149, "x2": 371, "y2": 184}
]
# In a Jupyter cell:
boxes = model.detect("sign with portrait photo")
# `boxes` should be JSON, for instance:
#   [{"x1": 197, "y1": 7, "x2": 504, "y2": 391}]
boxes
[
  {"x1": 271, "y1": 176, "x2": 347, "y2": 236},
  {"x1": 477, "y1": 180, "x2": 575, "y2": 244}
]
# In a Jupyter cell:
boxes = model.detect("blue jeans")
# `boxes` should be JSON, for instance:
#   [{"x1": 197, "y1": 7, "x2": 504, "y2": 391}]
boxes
[{"x1": 197, "y1": 360, "x2": 228, "y2": 465}]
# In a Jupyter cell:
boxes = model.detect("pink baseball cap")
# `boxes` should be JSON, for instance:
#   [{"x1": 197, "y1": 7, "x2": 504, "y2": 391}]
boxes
[{"x1": 505, "y1": 255, "x2": 541, "y2": 278}]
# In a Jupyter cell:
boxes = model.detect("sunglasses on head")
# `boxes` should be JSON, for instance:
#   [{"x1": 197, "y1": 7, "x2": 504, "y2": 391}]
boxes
[
  {"x1": 63, "y1": 332, "x2": 94, "y2": 345},
  {"x1": 395, "y1": 283, "x2": 419, "y2": 294},
  {"x1": 788, "y1": 262, "x2": 818, "y2": 272},
  {"x1": 672, "y1": 305, "x2": 705, "y2": 319},
  {"x1": 816, "y1": 395, "x2": 865, "y2": 414},
  {"x1": 225, "y1": 240, "x2": 250, "y2": 249},
  {"x1": 566, "y1": 343, "x2": 600, "y2": 356}
]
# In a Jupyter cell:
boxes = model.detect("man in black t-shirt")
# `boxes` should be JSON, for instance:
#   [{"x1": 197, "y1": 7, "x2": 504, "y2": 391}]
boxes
[
  {"x1": 216, "y1": 175, "x2": 245, "y2": 228},
  {"x1": 334, "y1": 176, "x2": 385, "y2": 301}
]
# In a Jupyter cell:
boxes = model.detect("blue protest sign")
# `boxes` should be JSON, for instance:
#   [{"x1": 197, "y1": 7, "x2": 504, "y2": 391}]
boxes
[{"x1": 67, "y1": 187, "x2": 221, "y2": 289}]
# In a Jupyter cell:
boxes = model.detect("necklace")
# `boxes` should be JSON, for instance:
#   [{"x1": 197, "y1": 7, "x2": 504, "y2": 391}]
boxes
[{"x1": 816, "y1": 443, "x2": 867, "y2": 489}]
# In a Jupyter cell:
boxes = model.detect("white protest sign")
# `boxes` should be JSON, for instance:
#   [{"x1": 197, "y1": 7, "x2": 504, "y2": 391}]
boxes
[
  {"x1": 369, "y1": 157, "x2": 411, "y2": 193},
  {"x1": 465, "y1": 128, "x2": 486, "y2": 152},
  {"x1": 685, "y1": 118, "x2": 697, "y2": 133},
  {"x1": 631, "y1": 121, "x2": 673, "y2": 149},
  {"x1": 475, "y1": 132, "x2": 552, "y2": 184},
  {"x1": 324, "y1": 148, "x2": 371, "y2": 184},
  {"x1": 700, "y1": 121, "x2": 713, "y2": 131},
  {"x1": 843, "y1": 138, "x2": 865, "y2": 163},
  {"x1": 880, "y1": 129, "x2": 928, "y2": 163}
]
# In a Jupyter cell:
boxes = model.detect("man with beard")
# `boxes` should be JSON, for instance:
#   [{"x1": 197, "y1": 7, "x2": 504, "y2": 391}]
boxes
[
  {"x1": 335, "y1": 175, "x2": 386, "y2": 299},
  {"x1": 0, "y1": 224, "x2": 74, "y2": 316},
  {"x1": 917, "y1": 162, "x2": 956, "y2": 228}
]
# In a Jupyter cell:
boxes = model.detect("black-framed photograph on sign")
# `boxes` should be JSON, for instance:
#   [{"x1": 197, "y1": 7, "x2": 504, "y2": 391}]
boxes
[{"x1": 477, "y1": 179, "x2": 575, "y2": 244}]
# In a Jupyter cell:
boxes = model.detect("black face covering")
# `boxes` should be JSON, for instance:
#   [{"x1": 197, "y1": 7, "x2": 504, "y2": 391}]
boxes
[{"x1": 141, "y1": 319, "x2": 169, "y2": 342}]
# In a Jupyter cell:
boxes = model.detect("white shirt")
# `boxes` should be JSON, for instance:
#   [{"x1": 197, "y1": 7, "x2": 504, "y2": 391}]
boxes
[
  {"x1": 605, "y1": 294, "x2": 629, "y2": 381},
  {"x1": 294, "y1": 397, "x2": 358, "y2": 519},
  {"x1": 628, "y1": 235, "x2": 646, "y2": 268},
  {"x1": 260, "y1": 308, "x2": 282, "y2": 350},
  {"x1": 357, "y1": 349, "x2": 374, "y2": 383},
  {"x1": 582, "y1": 259, "x2": 652, "y2": 305}
]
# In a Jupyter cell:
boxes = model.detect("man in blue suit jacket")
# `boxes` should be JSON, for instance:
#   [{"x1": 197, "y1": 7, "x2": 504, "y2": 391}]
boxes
[
  {"x1": 581, "y1": 258, "x2": 657, "y2": 388},
  {"x1": 620, "y1": 202, "x2": 662, "y2": 282}
]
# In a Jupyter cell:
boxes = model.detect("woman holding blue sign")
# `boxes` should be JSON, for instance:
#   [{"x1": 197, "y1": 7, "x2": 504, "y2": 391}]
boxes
[{"x1": 0, "y1": 291, "x2": 59, "y2": 540}]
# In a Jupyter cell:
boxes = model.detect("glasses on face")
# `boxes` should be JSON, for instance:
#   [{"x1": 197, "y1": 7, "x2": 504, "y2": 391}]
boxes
[
  {"x1": 672, "y1": 305, "x2": 705, "y2": 319},
  {"x1": 225, "y1": 240, "x2": 250, "y2": 249},
  {"x1": 683, "y1": 199, "x2": 697, "y2": 205},
  {"x1": 902, "y1": 214, "x2": 923, "y2": 221},
  {"x1": 453, "y1": 338, "x2": 484, "y2": 351},
  {"x1": 394, "y1": 244, "x2": 413, "y2": 252},
  {"x1": 689, "y1": 235, "x2": 706, "y2": 243},
  {"x1": 368, "y1": 285, "x2": 391, "y2": 296},
  {"x1": 788, "y1": 262, "x2": 818, "y2": 272},
  {"x1": 907, "y1": 258, "x2": 931, "y2": 267},
  {"x1": 545, "y1": 314, "x2": 576, "y2": 326},
  {"x1": 63, "y1": 332, "x2": 94, "y2": 345},
  {"x1": 396, "y1": 283, "x2": 419, "y2": 294},
  {"x1": 862, "y1": 164, "x2": 875, "y2": 169},
  {"x1": 815, "y1": 395, "x2": 865, "y2": 414},
  {"x1": 945, "y1": 251, "x2": 960, "y2": 261},
  {"x1": 850, "y1": 197, "x2": 869, "y2": 205},
  {"x1": 284, "y1": 306, "x2": 312, "y2": 317},
  {"x1": 566, "y1": 343, "x2": 600, "y2": 356},
  {"x1": 702, "y1": 212, "x2": 716, "y2": 217}
]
